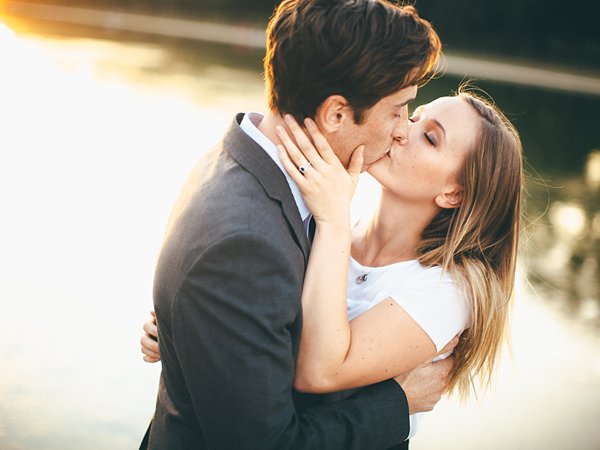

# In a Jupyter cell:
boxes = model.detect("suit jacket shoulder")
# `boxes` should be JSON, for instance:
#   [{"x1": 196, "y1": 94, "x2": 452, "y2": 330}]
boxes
[{"x1": 155, "y1": 114, "x2": 309, "y2": 304}]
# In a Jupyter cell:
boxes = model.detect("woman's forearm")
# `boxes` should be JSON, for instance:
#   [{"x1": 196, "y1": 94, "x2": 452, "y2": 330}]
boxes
[
  {"x1": 294, "y1": 218, "x2": 353, "y2": 392},
  {"x1": 294, "y1": 220, "x2": 438, "y2": 394}
]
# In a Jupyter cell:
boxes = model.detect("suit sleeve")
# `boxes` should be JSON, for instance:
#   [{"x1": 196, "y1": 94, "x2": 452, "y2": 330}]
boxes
[{"x1": 172, "y1": 231, "x2": 410, "y2": 450}]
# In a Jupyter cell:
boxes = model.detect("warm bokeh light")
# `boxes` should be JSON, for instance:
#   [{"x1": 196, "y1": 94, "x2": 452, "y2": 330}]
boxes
[
  {"x1": 586, "y1": 150, "x2": 600, "y2": 190},
  {"x1": 549, "y1": 202, "x2": 587, "y2": 238}
]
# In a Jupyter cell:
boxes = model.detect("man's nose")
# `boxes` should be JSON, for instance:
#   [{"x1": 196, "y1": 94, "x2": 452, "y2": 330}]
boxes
[
  {"x1": 393, "y1": 124, "x2": 409, "y2": 146},
  {"x1": 393, "y1": 112, "x2": 409, "y2": 145},
  {"x1": 396, "y1": 136, "x2": 408, "y2": 146}
]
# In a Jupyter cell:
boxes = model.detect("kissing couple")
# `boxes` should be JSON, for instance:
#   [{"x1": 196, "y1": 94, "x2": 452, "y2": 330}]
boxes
[{"x1": 140, "y1": 1, "x2": 522, "y2": 448}]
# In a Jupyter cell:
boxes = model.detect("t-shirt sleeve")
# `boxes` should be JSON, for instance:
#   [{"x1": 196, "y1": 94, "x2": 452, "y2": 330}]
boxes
[{"x1": 386, "y1": 268, "x2": 469, "y2": 352}]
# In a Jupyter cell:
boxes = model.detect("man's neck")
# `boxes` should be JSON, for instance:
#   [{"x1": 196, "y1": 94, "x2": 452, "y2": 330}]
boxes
[
  {"x1": 258, "y1": 110, "x2": 349, "y2": 171},
  {"x1": 257, "y1": 110, "x2": 287, "y2": 148}
]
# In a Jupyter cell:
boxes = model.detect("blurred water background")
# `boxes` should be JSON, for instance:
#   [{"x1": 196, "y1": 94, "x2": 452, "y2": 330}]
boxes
[{"x1": 0, "y1": 1, "x2": 599, "y2": 449}]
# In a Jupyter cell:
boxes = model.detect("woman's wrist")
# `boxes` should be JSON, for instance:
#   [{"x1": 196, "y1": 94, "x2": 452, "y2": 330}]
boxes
[
  {"x1": 314, "y1": 217, "x2": 352, "y2": 241},
  {"x1": 314, "y1": 213, "x2": 350, "y2": 229}
]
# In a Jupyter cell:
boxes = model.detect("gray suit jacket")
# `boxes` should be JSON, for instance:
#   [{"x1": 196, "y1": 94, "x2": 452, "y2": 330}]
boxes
[{"x1": 146, "y1": 114, "x2": 410, "y2": 449}]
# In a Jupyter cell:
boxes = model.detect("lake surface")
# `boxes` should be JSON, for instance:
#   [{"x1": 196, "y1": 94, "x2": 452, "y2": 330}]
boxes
[{"x1": 0, "y1": 19, "x2": 599, "y2": 450}]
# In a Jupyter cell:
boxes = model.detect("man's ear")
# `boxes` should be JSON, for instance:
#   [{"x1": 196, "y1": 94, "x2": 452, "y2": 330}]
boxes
[
  {"x1": 435, "y1": 185, "x2": 463, "y2": 209},
  {"x1": 314, "y1": 95, "x2": 352, "y2": 133}
]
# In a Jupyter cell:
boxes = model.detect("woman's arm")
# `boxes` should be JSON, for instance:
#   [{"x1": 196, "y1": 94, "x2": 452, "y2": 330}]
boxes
[
  {"x1": 278, "y1": 116, "x2": 438, "y2": 393},
  {"x1": 298, "y1": 297, "x2": 437, "y2": 393}
]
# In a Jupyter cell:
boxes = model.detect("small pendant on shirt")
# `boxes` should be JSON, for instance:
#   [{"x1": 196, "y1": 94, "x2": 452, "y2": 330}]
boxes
[{"x1": 356, "y1": 273, "x2": 368, "y2": 284}]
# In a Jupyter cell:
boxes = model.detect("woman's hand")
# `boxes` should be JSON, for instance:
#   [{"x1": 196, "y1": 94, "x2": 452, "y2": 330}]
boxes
[
  {"x1": 276, "y1": 115, "x2": 364, "y2": 226},
  {"x1": 140, "y1": 310, "x2": 161, "y2": 363}
]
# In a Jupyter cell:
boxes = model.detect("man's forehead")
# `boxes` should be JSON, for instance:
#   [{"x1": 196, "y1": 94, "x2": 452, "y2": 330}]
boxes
[{"x1": 390, "y1": 86, "x2": 418, "y2": 107}]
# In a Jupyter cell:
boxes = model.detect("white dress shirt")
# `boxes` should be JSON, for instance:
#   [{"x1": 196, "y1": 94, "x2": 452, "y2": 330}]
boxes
[{"x1": 239, "y1": 112, "x2": 313, "y2": 236}]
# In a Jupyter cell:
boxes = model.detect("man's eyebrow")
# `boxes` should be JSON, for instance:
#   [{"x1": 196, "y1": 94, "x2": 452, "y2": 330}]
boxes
[{"x1": 394, "y1": 96, "x2": 417, "y2": 108}]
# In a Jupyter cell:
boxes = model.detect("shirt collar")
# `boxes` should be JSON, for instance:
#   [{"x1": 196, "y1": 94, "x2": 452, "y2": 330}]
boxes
[{"x1": 239, "y1": 112, "x2": 311, "y2": 222}]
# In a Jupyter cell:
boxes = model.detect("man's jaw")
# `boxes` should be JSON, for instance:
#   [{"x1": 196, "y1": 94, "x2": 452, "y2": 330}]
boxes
[
  {"x1": 361, "y1": 146, "x2": 391, "y2": 172},
  {"x1": 376, "y1": 145, "x2": 394, "y2": 163}
]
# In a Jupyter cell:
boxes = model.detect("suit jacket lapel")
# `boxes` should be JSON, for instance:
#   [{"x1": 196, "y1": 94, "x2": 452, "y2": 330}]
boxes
[{"x1": 224, "y1": 114, "x2": 310, "y2": 262}]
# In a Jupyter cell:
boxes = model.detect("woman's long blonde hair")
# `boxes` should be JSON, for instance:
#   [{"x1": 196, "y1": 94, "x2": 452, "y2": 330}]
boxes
[{"x1": 417, "y1": 88, "x2": 523, "y2": 398}]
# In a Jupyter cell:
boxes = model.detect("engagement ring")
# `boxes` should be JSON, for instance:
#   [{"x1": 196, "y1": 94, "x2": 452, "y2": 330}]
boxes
[{"x1": 299, "y1": 162, "x2": 311, "y2": 174}]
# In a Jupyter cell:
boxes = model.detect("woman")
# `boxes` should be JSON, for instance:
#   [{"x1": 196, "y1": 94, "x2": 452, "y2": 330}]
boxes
[{"x1": 142, "y1": 89, "x2": 522, "y2": 437}]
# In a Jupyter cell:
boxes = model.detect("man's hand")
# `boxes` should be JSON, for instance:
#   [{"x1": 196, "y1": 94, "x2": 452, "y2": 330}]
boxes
[
  {"x1": 141, "y1": 311, "x2": 161, "y2": 363},
  {"x1": 394, "y1": 335, "x2": 459, "y2": 414}
]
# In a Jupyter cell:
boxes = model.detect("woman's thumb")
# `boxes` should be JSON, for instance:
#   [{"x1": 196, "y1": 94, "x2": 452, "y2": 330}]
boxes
[{"x1": 348, "y1": 145, "x2": 365, "y2": 178}]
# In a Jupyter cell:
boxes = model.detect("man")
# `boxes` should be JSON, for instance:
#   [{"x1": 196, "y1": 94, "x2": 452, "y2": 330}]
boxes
[{"x1": 142, "y1": 1, "x2": 450, "y2": 448}]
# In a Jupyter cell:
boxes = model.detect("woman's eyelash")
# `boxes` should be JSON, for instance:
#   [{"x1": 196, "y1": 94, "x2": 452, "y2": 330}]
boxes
[{"x1": 410, "y1": 114, "x2": 436, "y2": 145}]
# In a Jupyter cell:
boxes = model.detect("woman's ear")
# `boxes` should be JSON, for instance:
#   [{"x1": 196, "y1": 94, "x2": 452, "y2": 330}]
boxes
[
  {"x1": 314, "y1": 95, "x2": 351, "y2": 133},
  {"x1": 435, "y1": 185, "x2": 463, "y2": 209}
]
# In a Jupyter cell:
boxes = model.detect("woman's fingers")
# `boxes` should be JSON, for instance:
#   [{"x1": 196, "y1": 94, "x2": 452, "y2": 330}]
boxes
[
  {"x1": 143, "y1": 355, "x2": 160, "y2": 363},
  {"x1": 143, "y1": 317, "x2": 159, "y2": 340},
  {"x1": 275, "y1": 125, "x2": 310, "y2": 171},
  {"x1": 277, "y1": 144, "x2": 310, "y2": 189},
  {"x1": 141, "y1": 312, "x2": 161, "y2": 363},
  {"x1": 283, "y1": 115, "x2": 324, "y2": 168},
  {"x1": 141, "y1": 333, "x2": 160, "y2": 360},
  {"x1": 304, "y1": 118, "x2": 338, "y2": 164},
  {"x1": 141, "y1": 335, "x2": 159, "y2": 356}
]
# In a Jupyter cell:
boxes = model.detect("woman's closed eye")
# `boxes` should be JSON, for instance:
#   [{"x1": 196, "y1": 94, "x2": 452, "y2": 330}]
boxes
[
  {"x1": 424, "y1": 132, "x2": 436, "y2": 146},
  {"x1": 410, "y1": 109, "x2": 438, "y2": 146}
]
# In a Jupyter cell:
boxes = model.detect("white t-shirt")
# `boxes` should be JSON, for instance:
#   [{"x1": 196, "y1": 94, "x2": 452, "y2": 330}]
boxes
[{"x1": 347, "y1": 256, "x2": 469, "y2": 439}]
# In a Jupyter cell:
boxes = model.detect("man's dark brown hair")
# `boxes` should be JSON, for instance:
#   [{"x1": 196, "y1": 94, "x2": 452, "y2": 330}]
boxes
[
  {"x1": 264, "y1": 0, "x2": 441, "y2": 124},
  {"x1": 264, "y1": 0, "x2": 441, "y2": 123}
]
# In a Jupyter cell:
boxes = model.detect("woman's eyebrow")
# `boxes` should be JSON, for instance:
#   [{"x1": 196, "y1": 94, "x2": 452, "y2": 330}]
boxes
[
  {"x1": 413, "y1": 106, "x2": 446, "y2": 139},
  {"x1": 431, "y1": 118, "x2": 446, "y2": 139}
]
